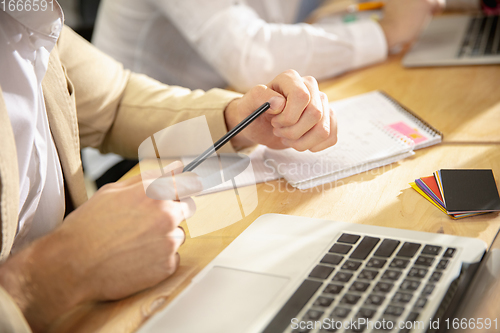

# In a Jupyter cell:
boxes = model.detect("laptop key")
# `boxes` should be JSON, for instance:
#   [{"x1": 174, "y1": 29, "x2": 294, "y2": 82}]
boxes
[
  {"x1": 358, "y1": 269, "x2": 378, "y2": 280},
  {"x1": 381, "y1": 270, "x2": 402, "y2": 281},
  {"x1": 350, "y1": 281, "x2": 370, "y2": 292},
  {"x1": 415, "y1": 256, "x2": 434, "y2": 267},
  {"x1": 400, "y1": 312, "x2": 420, "y2": 333},
  {"x1": 366, "y1": 258, "x2": 386, "y2": 269},
  {"x1": 422, "y1": 284, "x2": 435, "y2": 295},
  {"x1": 392, "y1": 292, "x2": 413, "y2": 304},
  {"x1": 373, "y1": 282, "x2": 393, "y2": 293},
  {"x1": 351, "y1": 318, "x2": 367, "y2": 332},
  {"x1": 421, "y1": 245, "x2": 442, "y2": 256},
  {"x1": 350, "y1": 236, "x2": 380, "y2": 260},
  {"x1": 396, "y1": 242, "x2": 421, "y2": 258},
  {"x1": 330, "y1": 243, "x2": 352, "y2": 254},
  {"x1": 338, "y1": 233, "x2": 361, "y2": 244},
  {"x1": 331, "y1": 306, "x2": 351, "y2": 318},
  {"x1": 373, "y1": 239, "x2": 400, "y2": 257},
  {"x1": 324, "y1": 284, "x2": 343, "y2": 295},
  {"x1": 407, "y1": 267, "x2": 428, "y2": 279},
  {"x1": 310, "y1": 265, "x2": 335, "y2": 279},
  {"x1": 378, "y1": 318, "x2": 396, "y2": 331},
  {"x1": 341, "y1": 293, "x2": 361, "y2": 305},
  {"x1": 443, "y1": 247, "x2": 456, "y2": 258},
  {"x1": 406, "y1": 311, "x2": 420, "y2": 322},
  {"x1": 400, "y1": 279, "x2": 420, "y2": 291},
  {"x1": 314, "y1": 296, "x2": 335, "y2": 307},
  {"x1": 357, "y1": 308, "x2": 377, "y2": 319},
  {"x1": 262, "y1": 279, "x2": 322, "y2": 333},
  {"x1": 321, "y1": 254, "x2": 343, "y2": 265},
  {"x1": 342, "y1": 260, "x2": 362, "y2": 271},
  {"x1": 429, "y1": 272, "x2": 442, "y2": 282},
  {"x1": 390, "y1": 258, "x2": 410, "y2": 269},
  {"x1": 437, "y1": 259, "x2": 449, "y2": 270},
  {"x1": 414, "y1": 297, "x2": 427, "y2": 308},
  {"x1": 304, "y1": 309, "x2": 324, "y2": 320},
  {"x1": 333, "y1": 272, "x2": 353, "y2": 283},
  {"x1": 384, "y1": 305, "x2": 405, "y2": 317},
  {"x1": 365, "y1": 294, "x2": 385, "y2": 306}
]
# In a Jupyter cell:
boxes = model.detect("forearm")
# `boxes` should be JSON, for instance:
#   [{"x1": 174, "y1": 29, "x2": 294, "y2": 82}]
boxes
[
  {"x1": 99, "y1": 72, "x2": 242, "y2": 158},
  {"x1": 161, "y1": 3, "x2": 386, "y2": 92}
]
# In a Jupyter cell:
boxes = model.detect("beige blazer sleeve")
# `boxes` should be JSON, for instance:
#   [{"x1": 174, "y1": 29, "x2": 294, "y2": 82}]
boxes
[
  {"x1": 56, "y1": 27, "x2": 243, "y2": 159},
  {"x1": 0, "y1": 286, "x2": 31, "y2": 333}
]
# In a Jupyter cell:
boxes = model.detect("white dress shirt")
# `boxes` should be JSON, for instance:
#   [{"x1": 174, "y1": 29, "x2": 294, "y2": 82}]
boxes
[
  {"x1": 93, "y1": 0, "x2": 388, "y2": 92},
  {"x1": 0, "y1": 5, "x2": 65, "y2": 252}
]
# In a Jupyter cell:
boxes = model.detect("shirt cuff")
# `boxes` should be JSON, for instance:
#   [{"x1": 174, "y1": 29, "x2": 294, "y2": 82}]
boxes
[{"x1": 343, "y1": 20, "x2": 388, "y2": 69}]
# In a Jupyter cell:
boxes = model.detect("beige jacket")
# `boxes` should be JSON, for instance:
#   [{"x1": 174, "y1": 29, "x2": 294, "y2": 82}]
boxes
[{"x1": 0, "y1": 26, "x2": 241, "y2": 332}]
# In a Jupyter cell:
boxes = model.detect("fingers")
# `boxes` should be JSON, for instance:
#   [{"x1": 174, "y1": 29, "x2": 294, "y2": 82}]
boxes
[
  {"x1": 179, "y1": 197, "x2": 196, "y2": 221},
  {"x1": 267, "y1": 95, "x2": 286, "y2": 115},
  {"x1": 158, "y1": 197, "x2": 196, "y2": 231},
  {"x1": 243, "y1": 84, "x2": 286, "y2": 116},
  {"x1": 269, "y1": 74, "x2": 337, "y2": 152},
  {"x1": 167, "y1": 226, "x2": 186, "y2": 249},
  {"x1": 268, "y1": 70, "x2": 311, "y2": 127},
  {"x1": 273, "y1": 76, "x2": 324, "y2": 142},
  {"x1": 310, "y1": 102, "x2": 338, "y2": 152},
  {"x1": 282, "y1": 91, "x2": 331, "y2": 151}
]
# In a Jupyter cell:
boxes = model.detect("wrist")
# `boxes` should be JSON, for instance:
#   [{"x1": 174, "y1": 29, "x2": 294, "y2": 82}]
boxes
[
  {"x1": 0, "y1": 229, "x2": 88, "y2": 331},
  {"x1": 379, "y1": 20, "x2": 397, "y2": 50}
]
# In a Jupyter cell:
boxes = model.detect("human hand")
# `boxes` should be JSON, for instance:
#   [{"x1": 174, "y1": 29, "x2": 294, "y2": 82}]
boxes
[
  {"x1": 224, "y1": 70, "x2": 337, "y2": 152},
  {"x1": 379, "y1": 0, "x2": 444, "y2": 49},
  {"x1": 0, "y1": 168, "x2": 200, "y2": 331}
]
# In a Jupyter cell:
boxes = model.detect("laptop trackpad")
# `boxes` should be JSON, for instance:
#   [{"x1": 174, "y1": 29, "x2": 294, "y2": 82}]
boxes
[{"x1": 144, "y1": 266, "x2": 289, "y2": 333}]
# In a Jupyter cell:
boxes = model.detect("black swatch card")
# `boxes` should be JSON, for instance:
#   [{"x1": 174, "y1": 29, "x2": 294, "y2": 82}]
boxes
[{"x1": 439, "y1": 169, "x2": 500, "y2": 213}]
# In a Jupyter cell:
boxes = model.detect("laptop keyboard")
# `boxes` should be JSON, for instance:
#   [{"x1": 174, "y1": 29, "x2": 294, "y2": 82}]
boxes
[
  {"x1": 264, "y1": 233, "x2": 458, "y2": 333},
  {"x1": 458, "y1": 15, "x2": 500, "y2": 57}
]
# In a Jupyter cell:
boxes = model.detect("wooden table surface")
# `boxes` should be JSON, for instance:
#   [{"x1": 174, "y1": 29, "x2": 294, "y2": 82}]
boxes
[{"x1": 50, "y1": 53, "x2": 500, "y2": 333}]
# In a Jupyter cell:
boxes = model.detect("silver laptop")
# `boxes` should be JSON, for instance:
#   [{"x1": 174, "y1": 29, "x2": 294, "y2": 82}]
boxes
[
  {"x1": 136, "y1": 213, "x2": 500, "y2": 333},
  {"x1": 403, "y1": 14, "x2": 500, "y2": 67}
]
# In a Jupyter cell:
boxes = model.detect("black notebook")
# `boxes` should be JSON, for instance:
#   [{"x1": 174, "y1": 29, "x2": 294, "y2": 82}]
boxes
[{"x1": 436, "y1": 169, "x2": 500, "y2": 214}]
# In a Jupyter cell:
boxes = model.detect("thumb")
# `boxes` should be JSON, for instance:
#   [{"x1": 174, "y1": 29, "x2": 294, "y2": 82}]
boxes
[{"x1": 266, "y1": 95, "x2": 286, "y2": 115}]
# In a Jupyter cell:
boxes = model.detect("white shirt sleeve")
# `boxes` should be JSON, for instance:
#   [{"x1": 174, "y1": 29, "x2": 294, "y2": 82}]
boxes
[{"x1": 154, "y1": 0, "x2": 388, "y2": 91}]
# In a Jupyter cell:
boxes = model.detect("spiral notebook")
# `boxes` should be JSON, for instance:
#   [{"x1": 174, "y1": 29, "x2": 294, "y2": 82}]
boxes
[{"x1": 264, "y1": 91, "x2": 442, "y2": 189}]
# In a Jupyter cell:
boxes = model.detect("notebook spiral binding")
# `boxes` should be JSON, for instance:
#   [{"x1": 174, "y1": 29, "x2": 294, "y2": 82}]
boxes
[{"x1": 379, "y1": 91, "x2": 444, "y2": 139}]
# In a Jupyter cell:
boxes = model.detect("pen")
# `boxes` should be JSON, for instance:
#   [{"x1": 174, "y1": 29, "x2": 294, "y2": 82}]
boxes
[{"x1": 183, "y1": 102, "x2": 271, "y2": 172}]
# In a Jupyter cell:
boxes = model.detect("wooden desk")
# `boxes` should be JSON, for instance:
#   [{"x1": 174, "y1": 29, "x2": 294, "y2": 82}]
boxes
[
  {"x1": 319, "y1": 53, "x2": 500, "y2": 143},
  {"x1": 50, "y1": 55, "x2": 500, "y2": 333}
]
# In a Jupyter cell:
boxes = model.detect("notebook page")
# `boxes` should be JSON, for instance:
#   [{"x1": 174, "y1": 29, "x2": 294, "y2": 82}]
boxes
[
  {"x1": 296, "y1": 151, "x2": 415, "y2": 190},
  {"x1": 335, "y1": 91, "x2": 441, "y2": 149},
  {"x1": 264, "y1": 101, "x2": 414, "y2": 185}
]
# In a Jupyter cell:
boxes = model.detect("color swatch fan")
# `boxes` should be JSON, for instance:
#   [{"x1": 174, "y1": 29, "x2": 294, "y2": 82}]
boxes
[{"x1": 410, "y1": 169, "x2": 500, "y2": 219}]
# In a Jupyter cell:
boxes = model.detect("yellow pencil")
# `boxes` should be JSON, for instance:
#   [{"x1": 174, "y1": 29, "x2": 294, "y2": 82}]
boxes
[{"x1": 348, "y1": 1, "x2": 385, "y2": 12}]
